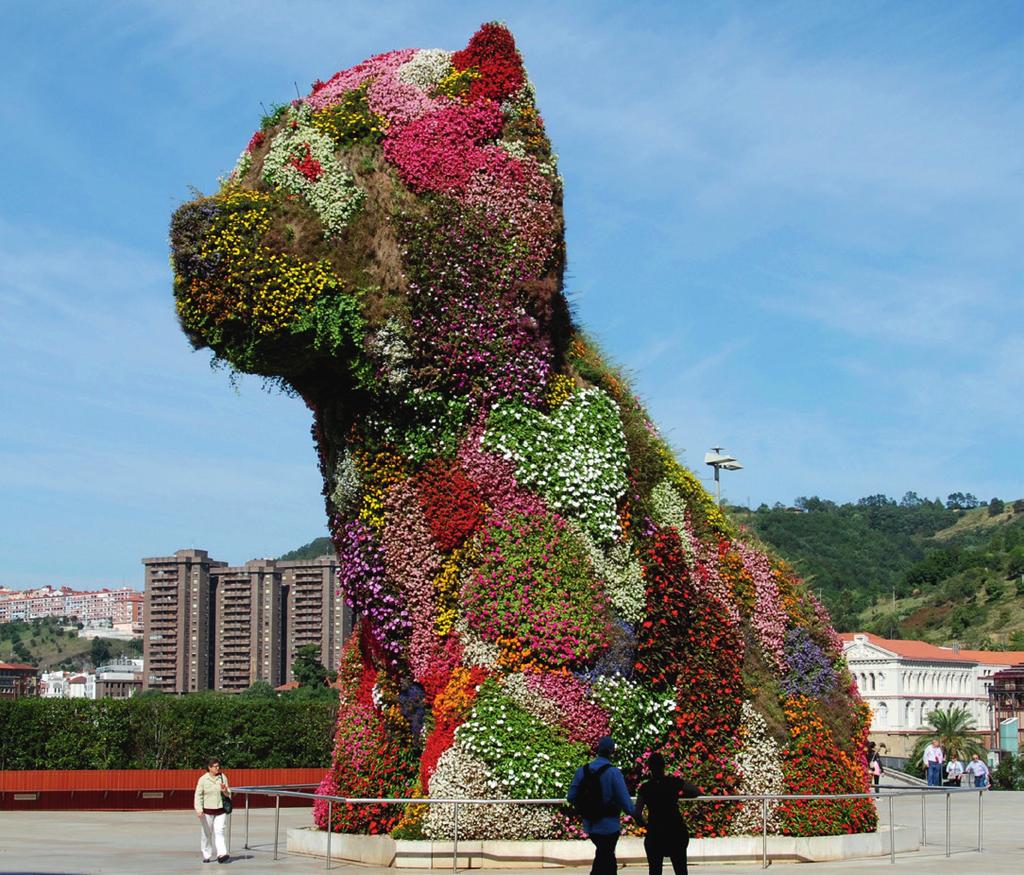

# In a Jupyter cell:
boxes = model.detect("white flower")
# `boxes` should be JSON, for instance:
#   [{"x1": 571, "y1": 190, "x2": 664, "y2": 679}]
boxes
[
  {"x1": 261, "y1": 105, "x2": 364, "y2": 236},
  {"x1": 395, "y1": 49, "x2": 452, "y2": 92}
]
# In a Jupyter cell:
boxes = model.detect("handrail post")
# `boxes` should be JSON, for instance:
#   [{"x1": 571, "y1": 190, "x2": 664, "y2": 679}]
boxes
[
  {"x1": 921, "y1": 789, "x2": 927, "y2": 845},
  {"x1": 761, "y1": 797, "x2": 768, "y2": 869},
  {"x1": 452, "y1": 800, "x2": 460, "y2": 873},
  {"x1": 244, "y1": 792, "x2": 250, "y2": 850},
  {"x1": 326, "y1": 800, "x2": 332, "y2": 870},
  {"x1": 888, "y1": 794, "x2": 895, "y2": 864},
  {"x1": 977, "y1": 789, "x2": 983, "y2": 852},
  {"x1": 273, "y1": 794, "x2": 281, "y2": 861},
  {"x1": 944, "y1": 790, "x2": 950, "y2": 857}
]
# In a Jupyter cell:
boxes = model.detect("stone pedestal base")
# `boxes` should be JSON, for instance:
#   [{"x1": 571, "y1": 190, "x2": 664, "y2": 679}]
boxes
[{"x1": 287, "y1": 826, "x2": 919, "y2": 868}]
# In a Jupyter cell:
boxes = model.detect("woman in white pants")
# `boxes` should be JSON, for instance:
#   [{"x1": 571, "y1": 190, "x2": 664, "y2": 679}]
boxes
[{"x1": 194, "y1": 759, "x2": 231, "y2": 864}]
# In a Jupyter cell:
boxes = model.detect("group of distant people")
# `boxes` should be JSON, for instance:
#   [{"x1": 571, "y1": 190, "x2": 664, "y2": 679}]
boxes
[
  {"x1": 922, "y1": 738, "x2": 990, "y2": 788},
  {"x1": 868, "y1": 738, "x2": 991, "y2": 792}
]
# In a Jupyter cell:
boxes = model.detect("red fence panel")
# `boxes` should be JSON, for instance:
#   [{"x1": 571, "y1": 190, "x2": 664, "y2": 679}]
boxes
[{"x1": 0, "y1": 768, "x2": 327, "y2": 810}]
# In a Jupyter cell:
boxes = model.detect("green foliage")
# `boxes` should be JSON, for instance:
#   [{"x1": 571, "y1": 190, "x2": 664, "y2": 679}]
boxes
[
  {"x1": 0, "y1": 618, "x2": 139, "y2": 670},
  {"x1": 364, "y1": 391, "x2": 469, "y2": 463},
  {"x1": 1006, "y1": 546, "x2": 1024, "y2": 580},
  {"x1": 991, "y1": 753, "x2": 1024, "y2": 790},
  {"x1": 483, "y1": 388, "x2": 629, "y2": 543},
  {"x1": 903, "y1": 547, "x2": 962, "y2": 591},
  {"x1": 90, "y1": 637, "x2": 112, "y2": 666},
  {"x1": 455, "y1": 679, "x2": 587, "y2": 798},
  {"x1": 241, "y1": 680, "x2": 276, "y2": 698},
  {"x1": 0, "y1": 694, "x2": 337, "y2": 770},
  {"x1": 292, "y1": 289, "x2": 367, "y2": 361},
  {"x1": 260, "y1": 102, "x2": 289, "y2": 131},
  {"x1": 464, "y1": 512, "x2": 612, "y2": 669},
  {"x1": 310, "y1": 84, "x2": 385, "y2": 146},
  {"x1": 947, "y1": 492, "x2": 981, "y2": 510},
  {"x1": 588, "y1": 674, "x2": 675, "y2": 766},
  {"x1": 738, "y1": 496, "x2": 1024, "y2": 640},
  {"x1": 292, "y1": 643, "x2": 328, "y2": 688},
  {"x1": 278, "y1": 536, "x2": 332, "y2": 562}
]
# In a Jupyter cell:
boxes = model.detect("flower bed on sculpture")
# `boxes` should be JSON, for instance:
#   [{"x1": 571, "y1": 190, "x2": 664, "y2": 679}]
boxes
[{"x1": 169, "y1": 22, "x2": 877, "y2": 842}]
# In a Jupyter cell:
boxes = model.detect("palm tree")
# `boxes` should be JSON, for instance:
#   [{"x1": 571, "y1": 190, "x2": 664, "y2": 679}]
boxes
[{"x1": 909, "y1": 706, "x2": 986, "y2": 774}]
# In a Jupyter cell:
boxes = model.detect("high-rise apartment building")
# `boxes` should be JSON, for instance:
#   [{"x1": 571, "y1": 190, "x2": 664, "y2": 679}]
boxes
[
  {"x1": 214, "y1": 560, "x2": 282, "y2": 692},
  {"x1": 280, "y1": 557, "x2": 347, "y2": 685},
  {"x1": 143, "y1": 549, "x2": 223, "y2": 693},
  {"x1": 142, "y1": 549, "x2": 349, "y2": 693}
]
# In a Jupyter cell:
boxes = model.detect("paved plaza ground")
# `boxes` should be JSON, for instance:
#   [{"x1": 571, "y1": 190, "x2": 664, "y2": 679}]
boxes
[{"x1": 0, "y1": 792, "x2": 1020, "y2": 875}]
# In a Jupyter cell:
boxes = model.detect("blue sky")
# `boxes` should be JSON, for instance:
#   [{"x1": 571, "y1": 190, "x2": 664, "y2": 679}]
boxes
[{"x1": 1, "y1": 1, "x2": 1021, "y2": 588}]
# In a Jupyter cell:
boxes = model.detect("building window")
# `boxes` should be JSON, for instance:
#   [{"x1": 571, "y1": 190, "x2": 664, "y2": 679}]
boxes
[{"x1": 874, "y1": 702, "x2": 888, "y2": 728}]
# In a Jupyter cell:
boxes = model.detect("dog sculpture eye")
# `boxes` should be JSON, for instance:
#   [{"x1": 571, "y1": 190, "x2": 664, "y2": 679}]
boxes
[{"x1": 169, "y1": 23, "x2": 877, "y2": 846}]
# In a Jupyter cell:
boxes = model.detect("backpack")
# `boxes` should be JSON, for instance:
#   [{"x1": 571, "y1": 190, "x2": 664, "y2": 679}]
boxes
[{"x1": 573, "y1": 763, "x2": 613, "y2": 821}]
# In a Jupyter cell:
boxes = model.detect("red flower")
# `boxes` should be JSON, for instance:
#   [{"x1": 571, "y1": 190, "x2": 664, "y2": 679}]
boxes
[
  {"x1": 289, "y1": 143, "x2": 323, "y2": 181},
  {"x1": 246, "y1": 130, "x2": 266, "y2": 153},
  {"x1": 415, "y1": 459, "x2": 484, "y2": 551},
  {"x1": 451, "y1": 23, "x2": 525, "y2": 102}
]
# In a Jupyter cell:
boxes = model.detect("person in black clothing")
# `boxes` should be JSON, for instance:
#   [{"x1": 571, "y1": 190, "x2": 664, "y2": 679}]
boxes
[
  {"x1": 633, "y1": 752, "x2": 700, "y2": 875},
  {"x1": 867, "y1": 742, "x2": 884, "y2": 792}
]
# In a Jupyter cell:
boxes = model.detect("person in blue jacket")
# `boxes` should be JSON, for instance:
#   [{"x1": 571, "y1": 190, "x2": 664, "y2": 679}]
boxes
[{"x1": 567, "y1": 736, "x2": 635, "y2": 875}]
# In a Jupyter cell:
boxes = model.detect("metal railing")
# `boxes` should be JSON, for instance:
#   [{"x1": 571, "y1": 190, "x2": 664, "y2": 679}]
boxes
[{"x1": 231, "y1": 783, "x2": 987, "y2": 871}]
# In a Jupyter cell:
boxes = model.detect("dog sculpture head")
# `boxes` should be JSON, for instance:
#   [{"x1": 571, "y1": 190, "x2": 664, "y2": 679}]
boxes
[{"x1": 171, "y1": 23, "x2": 568, "y2": 413}]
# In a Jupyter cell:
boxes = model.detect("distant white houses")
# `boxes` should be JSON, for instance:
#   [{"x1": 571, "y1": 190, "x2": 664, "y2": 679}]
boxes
[
  {"x1": 841, "y1": 632, "x2": 1024, "y2": 754},
  {"x1": 41, "y1": 670, "x2": 96, "y2": 699},
  {"x1": 39, "y1": 658, "x2": 143, "y2": 700}
]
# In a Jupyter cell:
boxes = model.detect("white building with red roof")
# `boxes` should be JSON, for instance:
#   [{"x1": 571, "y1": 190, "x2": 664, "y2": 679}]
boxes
[{"x1": 841, "y1": 632, "x2": 1024, "y2": 752}]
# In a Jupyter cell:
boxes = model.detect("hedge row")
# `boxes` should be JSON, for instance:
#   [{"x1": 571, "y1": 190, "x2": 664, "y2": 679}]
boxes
[{"x1": 0, "y1": 695, "x2": 337, "y2": 770}]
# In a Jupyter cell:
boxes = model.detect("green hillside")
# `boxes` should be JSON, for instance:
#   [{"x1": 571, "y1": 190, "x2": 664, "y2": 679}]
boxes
[
  {"x1": 0, "y1": 616, "x2": 141, "y2": 671},
  {"x1": 278, "y1": 536, "x2": 332, "y2": 562},
  {"x1": 734, "y1": 495, "x2": 1024, "y2": 648}
]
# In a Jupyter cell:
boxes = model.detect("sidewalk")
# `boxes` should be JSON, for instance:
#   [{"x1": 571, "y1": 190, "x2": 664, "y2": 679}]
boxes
[{"x1": 0, "y1": 792, "x2": 1020, "y2": 874}]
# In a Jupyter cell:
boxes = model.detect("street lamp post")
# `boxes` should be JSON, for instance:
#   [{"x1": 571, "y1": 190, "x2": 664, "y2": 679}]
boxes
[{"x1": 704, "y1": 447, "x2": 743, "y2": 506}]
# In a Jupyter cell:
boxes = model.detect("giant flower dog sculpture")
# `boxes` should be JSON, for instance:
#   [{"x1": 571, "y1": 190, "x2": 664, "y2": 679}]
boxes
[{"x1": 170, "y1": 23, "x2": 875, "y2": 841}]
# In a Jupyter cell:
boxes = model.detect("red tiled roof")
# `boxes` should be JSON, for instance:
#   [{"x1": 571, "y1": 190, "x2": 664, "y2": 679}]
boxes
[
  {"x1": 841, "y1": 632, "x2": 1024, "y2": 666},
  {"x1": 69, "y1": 676, "x2": 87, "y2": 684},
  {"x1": 0, "y1": 662, "x2": 36, "y2": 670},
  {"x1": 274, "y1": 681, "x2": 300, "y2": 691}
]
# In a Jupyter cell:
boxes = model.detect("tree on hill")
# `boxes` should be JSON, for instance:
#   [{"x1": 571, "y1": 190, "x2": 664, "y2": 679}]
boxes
[
  {"x1": 988, "y1": 497, "x2": 1005, "y2": 516},
  {"x1": 1007, "y1": 546, "x2": 1024, "y2": 581},
  {"x1": 946, "y1": 492, "x2": 980, "y2": 510},
  {"x1": 90, "y1": 637, "x2": 112, "y2": 667},
  {"x1": 900, "y1": 491, "x2": 925, "y2": 508}
]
